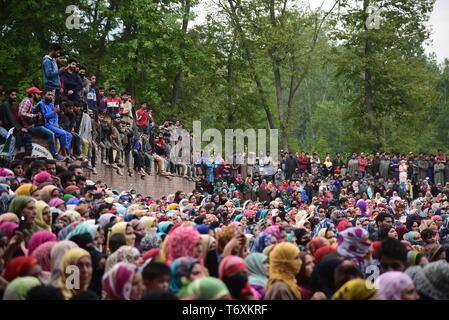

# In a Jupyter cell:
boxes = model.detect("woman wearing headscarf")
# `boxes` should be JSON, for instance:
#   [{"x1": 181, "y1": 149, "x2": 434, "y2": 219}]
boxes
[
  {"x1": 27, "y1": 230, "x2": 56, "y2": 256},
  {"x1": 336, "y1": 227, "x2": 371, "y2": 272},
  {"x1": 169, "y1": 257, "x2": 204, "y2": 297},
  {"x1": 58, "y1": 248, "x2": 92, "y2": 299},
  {"x1": 66, "y1": 222, "x2": 99, "y2": 242},
  {"x1": 219, "y1": 255, "x2": 256, "y2": 300},
  {"x1": 181, "y1": 277, "x2": 231, "y2": 300},
  {"x1": 158, "y1": 221, "x2": 174, "y2": 235},
  {"x1": 98, "y1": 213, "x2": 116, "y2": 229},
  {"x1": 3, "y1": 256, "x2": 42, "y2": 282},
  {"x1": 34, "y1": 200, "x2": 52, "y2": 232},
  {"x1": 49, "y1": 240, "x2": 79, "y2": 286},
  {"x1": 105, "y1": 245, "x2": 142, "y2": 273},
  {"x1": 107, "y1": 222, "x2": 136, "y2": 252},
  {"x1": 39, "y1": 185, "x2": 58, "y2": 203},
  {"x1": 296, "y1": 251, "x2": 316, "y2": 300},
  {"x1": 405, "y1": 260, "x2": 449, "y2": 300},
  {"x1": 128, "y1": 219, "x2": 145, "y2": 250},
  {"x1": 265, "y1": 242, "x2": 302, "y2": 300},
  {"x1": 2, "y1": 276, "x2": 40, "y2": 300},
  {"x1": 311, "y1": 257, "x2": 343, "y2": 298},
  {"x1": 245, "y1": 253, "x2": 268, "y2": 299},
  {"x1": 403, "y1": 231, "x2": 426, "y2": 247},
  {"x1": 262, "y1": 225, "x2": 282, "y2": 242},
  {"x1": 102, "y1": 262, "x2": 145, "y2": 300},
  {"x1": 307, "y1": 237, "x2": 330, "y2": 256},
  {"x1": 14, "y1": 184, "x2": 38, "y2": 197},
  {"x1": 375, "y1": 271, "x2": 419, "y2": 300},
  {"x1": 140, "y1": 216, "x2": 157, "y2": 234},
  {"x1": 163, "y1": 226, "x2": 203, "y2": 266},
  {"x1": 251, "y1": 233, "x2": 277, "y2": 253},
  {"x1": 140, "y1": 234, "x2": 162, "y2": 253},
  {"x1": 0, "y1": 220, "x2": 18, "y2": 241},
  {"x1": 200, "y1": 235, "x2": 219, "y2": 277},
  {"x1": 332, "y1": 279, "x2": 379, "y2": 300},
  {"x1": 30, "y1": 241, "x2": 56, "y2": 274},
  {"x1": 8, "y1": 195, "x2": 39, "y2": 236}
]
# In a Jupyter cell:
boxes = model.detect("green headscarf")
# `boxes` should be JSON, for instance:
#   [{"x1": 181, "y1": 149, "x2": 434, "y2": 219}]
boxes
[
  {"x1": 259, "y1": 209, "x2": 269, "y2": 220},
  {"x1": 245, "y1": 253, "x2": 268, "y2": 288},
  {"x1": 181, "y1": 277, "x2": 230, "y2": 300},
  {"x1": 8, "y1": 195, "x2": 34, "y2": 217},
  {"x1": 66, "y1": 222, "x2": 99, "y2": 240},
  {"x1": 63, "y1": 194, "x2": 76, "y2": 203},
  {"x1": 234, "y1": 214, "x2": 245, "y2": 222},
  {"x1": 407, "y1": 250, "x2": 420, "y2": 266},
  {"x1": 3, "y1": 276, "x2": 40, "y2": 300}
]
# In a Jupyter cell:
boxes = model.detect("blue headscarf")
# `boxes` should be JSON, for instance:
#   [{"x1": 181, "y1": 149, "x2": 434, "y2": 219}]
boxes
[
  {"x1": 251, "y1": 234, "x2": 272, "y2": 253},
  {"x1": 195, "y1": 224, "x2": 211, "y2": 235},
  {"x1": 312, "y1": 218, "x2": 333, "y2": 238}
]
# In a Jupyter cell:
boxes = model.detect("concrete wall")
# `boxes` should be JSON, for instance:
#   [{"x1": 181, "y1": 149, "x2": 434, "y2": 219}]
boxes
[{"x1": 84, "y1": 164, "x2": 196, "y2": 198}]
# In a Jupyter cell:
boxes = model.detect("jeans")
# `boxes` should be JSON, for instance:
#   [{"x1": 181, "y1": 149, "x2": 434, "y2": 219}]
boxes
[
  {"x1": 0, "y1": 127, "x2": 16, "y2": 158},
  {"x1": 45, "y1": 125, "x2": 72, "y2": 154},
  {"x1": 28, "y1": 126, "x2": 57, "y2": 155}
]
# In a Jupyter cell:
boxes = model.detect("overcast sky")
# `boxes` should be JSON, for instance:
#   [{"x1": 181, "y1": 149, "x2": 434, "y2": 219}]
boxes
[{"x1": 194, "y1": 0, "x2": 449, "y2": 63}]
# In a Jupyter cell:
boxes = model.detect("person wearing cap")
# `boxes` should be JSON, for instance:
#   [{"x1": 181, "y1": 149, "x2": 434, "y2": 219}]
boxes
[
  {"x1": 0, "y1": 88, "x2": 33, "y2": 158},
  {"x1": 19, "y1": 87, "x2": 65, "y2": 161}
]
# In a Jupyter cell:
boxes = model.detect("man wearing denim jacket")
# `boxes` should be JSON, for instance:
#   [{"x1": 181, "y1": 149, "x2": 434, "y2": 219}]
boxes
[{"x1": 42, "y1": 43, "x2": 67, "y2": 107}]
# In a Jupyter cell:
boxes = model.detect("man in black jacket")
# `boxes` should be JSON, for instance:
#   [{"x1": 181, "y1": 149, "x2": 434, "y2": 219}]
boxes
[{"x1": 0, "y1": 88, "x2": 32, "y2": 158}]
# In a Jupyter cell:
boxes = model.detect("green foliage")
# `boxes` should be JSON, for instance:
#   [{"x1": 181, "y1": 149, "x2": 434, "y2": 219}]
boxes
[{"x1": 0, "y1": 0, "x2": 447, "y2": 154}]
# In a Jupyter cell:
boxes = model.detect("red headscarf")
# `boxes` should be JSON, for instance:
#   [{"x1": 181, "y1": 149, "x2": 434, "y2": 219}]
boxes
[
  {"x1": 314, "y1": 246, "x2": 336, "y2": 263},
  {"x1": 307, "y1": 237, "x2": 329, "y2": 256},
  {"x1": 3, "y1": 256, "x2": 38, "y2": 281},
  {"x1": 371, "y1": 241, "x2": 382, "y2": 259},
  {"x1": 164, "y1": 226, "x2": 201, "y2": 266},
  {"x1": 337, "y1": 219, "x2": 351, "y2": 232},
  {"x1": 218, "y1": 255, "x2": 248, "y2": 279},
  {"x1": 143, "y1": 248, "x2": 161, "y2": 262}
]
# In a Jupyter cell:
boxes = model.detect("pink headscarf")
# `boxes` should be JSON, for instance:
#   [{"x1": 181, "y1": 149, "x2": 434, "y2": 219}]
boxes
[
  {"x1": 375, "y1": 271, "x2": 414, "y2": 300},
  {"x1": 431, "y1": 215, "x2": 441, "y2": 222},
  {"x1": 262, "y1": 225, "x2": 281, "y2": 242},
  {"x1": 0, "y1": 220, "x2": 19, "y2": 240},
  {"x1": 48, "y1": 198, "x2": 65, "y2": 208},
  {"x1": 103, "y1": 262, "x2": 138, "y2": 300},
  {"x1": 31, "y1": 241, "x2": 57, "y2": 272},
  {"x1": 0, "y1": 168, "x2": 14, "y2": 177},
  {"x1": 164, "y1": 226, "x2": 201, "y2": 266},
  {"x1": 33, "y1": 171, "x2": 52, "y2": 186},
  {"x1": 27, "y1": 230, "x2": 57, "y2": 256}
]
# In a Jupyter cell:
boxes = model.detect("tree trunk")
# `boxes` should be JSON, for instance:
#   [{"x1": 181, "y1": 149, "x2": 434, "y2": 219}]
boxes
[
  {"x1": 170, "y1": 0, "x2": 191, "y2": 110},
  {"x1": 364, "y1": 0, "x2": 381, "y2": 150},
  {"x1": 226, "y1": 0, "x2": 276, "y2": 130}
]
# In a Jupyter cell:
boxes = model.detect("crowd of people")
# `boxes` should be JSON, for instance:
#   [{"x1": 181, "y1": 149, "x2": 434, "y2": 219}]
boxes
[
  {"x1": 0, "y1": 43, "x2": 448, "y2": 301},
  {"x1": 0, "y1": 43, "x2": 200, "y2": 179}
]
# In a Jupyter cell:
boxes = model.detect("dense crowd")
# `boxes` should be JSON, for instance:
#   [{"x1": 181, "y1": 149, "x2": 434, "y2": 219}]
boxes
[{"x1": 0, "y1": 44, "x2": 448, "y2": 301}]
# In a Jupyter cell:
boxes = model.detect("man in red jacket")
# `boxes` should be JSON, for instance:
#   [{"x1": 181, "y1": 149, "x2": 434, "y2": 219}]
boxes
[{"x1": 297, "y1": 151, "x2": 309, "y2": 175}]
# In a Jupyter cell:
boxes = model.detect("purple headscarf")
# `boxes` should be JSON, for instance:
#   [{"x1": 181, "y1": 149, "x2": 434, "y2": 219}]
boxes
[{"x1": 375, "y1": 271, "x2": 414, "y2": 300}]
